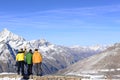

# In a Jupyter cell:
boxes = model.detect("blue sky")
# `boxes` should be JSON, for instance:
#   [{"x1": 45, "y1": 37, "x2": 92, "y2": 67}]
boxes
[{"x1": 0, "y1": 0, "x2": 120, "y2": 46}]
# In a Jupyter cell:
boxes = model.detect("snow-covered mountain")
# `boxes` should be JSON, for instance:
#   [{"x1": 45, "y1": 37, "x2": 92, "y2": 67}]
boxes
[
  {"x1": 57, "y1": 43, "x2": 120, "y2": 79},
  {"x1": 0, "y1": 28, "x2": 108, "y2": 75},
  {"x1": 0, "y1": 28, "x2": 25, "y2": 48}
]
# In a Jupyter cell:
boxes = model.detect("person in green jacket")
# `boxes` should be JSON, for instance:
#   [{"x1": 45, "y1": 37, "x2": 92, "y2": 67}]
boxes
[{"x1": 25, "y1": 49, "x2": 33, "y2": 75}]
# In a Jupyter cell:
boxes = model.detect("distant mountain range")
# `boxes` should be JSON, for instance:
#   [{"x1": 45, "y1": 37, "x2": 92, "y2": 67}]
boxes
[
  {"x1": 0, "y1": 28, "x2": 108, "y2": 75},
  {"x1": 57, "y1": 43, "x2": 120, "y2": 79}
]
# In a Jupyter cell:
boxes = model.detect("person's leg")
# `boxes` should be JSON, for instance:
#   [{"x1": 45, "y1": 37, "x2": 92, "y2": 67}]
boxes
[
  {"x1": 38, "y1": 62, "x2": 42, "y2": 76},
  {"x1": 29, "y1": 64, "x2": 32, "y2": 75},
  {"x1": 36, "y1": 63, "x2": 39, "y2": 76},
  {"x1": 27, "y1": 64, "x2": 30, "y2": 75},
  {"x1": 21, "y1": 61, "x2": 24, "y2": 75},
  {"x1": 17, "y1": 61, "x2": 20, "y2": 75},
  {"x1": 33, "y1": 64, "x2": 37, "y2": 75}
]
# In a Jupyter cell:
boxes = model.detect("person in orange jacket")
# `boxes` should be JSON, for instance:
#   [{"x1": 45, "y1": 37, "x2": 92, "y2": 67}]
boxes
[{"x1": 32, "y1": 49, "x2": 42, "y2": 76}]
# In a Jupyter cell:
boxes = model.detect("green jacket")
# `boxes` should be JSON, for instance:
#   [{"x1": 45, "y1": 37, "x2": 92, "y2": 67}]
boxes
[{"x1": 25, "y1": 52, "x2": 33, "y2": 64}]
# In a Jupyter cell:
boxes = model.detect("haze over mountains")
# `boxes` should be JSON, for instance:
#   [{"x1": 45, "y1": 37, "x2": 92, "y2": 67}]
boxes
[{"x1": 0, "y1": 28, "x2": 108, "y2": 75}]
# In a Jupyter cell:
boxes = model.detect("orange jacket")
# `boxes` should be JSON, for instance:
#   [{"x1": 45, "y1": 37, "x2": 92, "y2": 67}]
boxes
[{"x1": 32, "y1": 51, "x2": 42, "y2": 64}]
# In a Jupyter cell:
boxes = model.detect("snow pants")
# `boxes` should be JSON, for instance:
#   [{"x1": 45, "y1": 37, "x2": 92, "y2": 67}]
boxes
[{"x1": 33, "y1": 62, "x2": 42, "y2": 76}]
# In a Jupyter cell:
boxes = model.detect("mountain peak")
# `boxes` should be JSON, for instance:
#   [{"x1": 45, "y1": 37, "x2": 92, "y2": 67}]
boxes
[
  {"x1": 0, "y1": 28, "x2": 11, "y2": 38},
  {"x1": 3, "y1": 28, "x2": 10, "y2": 32},
  {"x1": 40, "y1": 39, "x2": 47, "y2": 43},
  {"x1": 0, "y1": 28, "x2": 11, "y2": 36},
  {"x1": 0, "y1": 28, "x2": 25, "y2": 45}
]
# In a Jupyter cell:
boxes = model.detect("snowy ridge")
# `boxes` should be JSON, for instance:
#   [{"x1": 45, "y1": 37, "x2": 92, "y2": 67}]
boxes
[{"x1": 70, "y1": 44, "x2": 109, "y2": 52}]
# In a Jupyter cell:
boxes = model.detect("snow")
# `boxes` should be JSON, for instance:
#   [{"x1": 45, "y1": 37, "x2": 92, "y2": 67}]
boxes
[
  {"x1": 82, "y1": 70, "x2": 98, "y2": 74},
  {"x1": 46, "y1": 56, "x2": 56, "y2": 60},
  {"x1": 0, "y1": 44, "x2": 4, "y2": 48},
  {"x1": 0, "y1": 28, "x2": 25, "y2": 49},
  {"x1": 0, "y1": 73, "x2": 23, "y2": 80},
  {"x1": 71, "y1": 44, "x2": 109, "y2": 52},
  {"x1": 66, "y1": 68, "x2": 120, "y2": 80},
  {"x1": 0, "y1": 77, "x2": 21, "y2": 80},
  {"x1": 39, "y1": 46, "x2": 50, "y2": 52},
  {"x1": 116, "y1": 68, "x2": 120, "y2": 71},
  {"x1": 0, "y1": 77, "x2": 33, "y2": 80},
  {"x1": 0, "y1": 72, "x2": 16, "y2": 75},
  {"x1": 99, "y1": 69, "x2": 109, "y2": 72}
]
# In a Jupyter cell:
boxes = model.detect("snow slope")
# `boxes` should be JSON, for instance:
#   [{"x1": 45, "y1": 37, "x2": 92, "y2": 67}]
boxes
[{"x1": 57, "y1": 43, "x2": 120, "y2": 79}]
